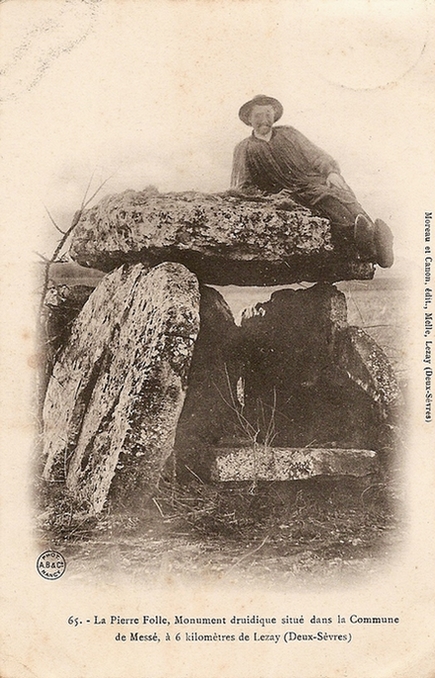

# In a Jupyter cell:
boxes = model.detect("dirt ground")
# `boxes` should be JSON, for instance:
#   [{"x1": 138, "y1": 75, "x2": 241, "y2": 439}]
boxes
[{"x1": 36, "y1": 465, "x2": 405, "y2": 588}]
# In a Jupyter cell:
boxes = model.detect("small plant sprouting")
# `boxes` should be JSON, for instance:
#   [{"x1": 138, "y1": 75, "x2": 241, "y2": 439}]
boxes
[{"x1": 216, "y1": 365, "x2": 278, "y2": 494}]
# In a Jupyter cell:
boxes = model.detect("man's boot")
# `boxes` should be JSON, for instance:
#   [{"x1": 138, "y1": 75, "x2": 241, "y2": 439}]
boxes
[
  {"x1": 374, "y1": 218, "x2": 394, "y2": 268},
  {"x1": 354, "y1": 214, "x2": 394, "y2": 268}
]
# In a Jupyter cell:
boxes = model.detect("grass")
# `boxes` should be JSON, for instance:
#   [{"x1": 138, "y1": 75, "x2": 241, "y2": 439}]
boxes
[{"x1": 35, "y1": 451, "x2": 403, "y2": 586}]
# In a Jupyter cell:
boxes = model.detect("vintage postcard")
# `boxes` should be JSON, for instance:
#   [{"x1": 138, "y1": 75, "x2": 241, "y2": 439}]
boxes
[{"x1": 0, "y1": 1, "x2": 434, "y2": 676}]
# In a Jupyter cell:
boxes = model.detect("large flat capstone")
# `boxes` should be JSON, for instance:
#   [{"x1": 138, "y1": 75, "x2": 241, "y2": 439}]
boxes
[
  {"x1": 210, "y1": 447, "x2": 378, "y2": 482},
  {"x1": 69, "y1": 188, "x2": 374, "y2": 285},
  {"x1": 42, "y1": 262, "x2": 200, "y2": 514}
]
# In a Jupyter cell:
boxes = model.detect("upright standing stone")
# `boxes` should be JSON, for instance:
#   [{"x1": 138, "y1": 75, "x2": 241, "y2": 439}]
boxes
[
  {"x1": 174, "y1": 286, "x2": 242, "y2": 481},
  {"x1": 240, "y1": 283, "x2": 396, "y2": 449},
  {"x1": 42, "y1": 262, "x2": 200, "y2": 514},
  {"x1": 333, "y1": 326, "x2": 401, "y2": 421}
]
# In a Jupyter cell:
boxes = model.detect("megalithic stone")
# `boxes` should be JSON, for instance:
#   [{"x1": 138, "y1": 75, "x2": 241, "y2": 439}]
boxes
[
  {"x1": 174, "y1": 285, "x2": 242, "y2": 482},
  {"x1": 240, "y1": 283, "x2": 350, "y2": 447},
  {"x1": 42, "y1": 262, "x2": 200, "y2": 514},
  {"x1": 210, "y1": 446, "x2": 378, "y2": 482},
  {"x1": 69, "y1": 188, "x2": 374, "y2": 285},
  {"x1": 239, "y1": 283, "x2": 399, "y2": 450},
  {"x1": 333, "y1": 326, "x2": 401, "y2": 420}
]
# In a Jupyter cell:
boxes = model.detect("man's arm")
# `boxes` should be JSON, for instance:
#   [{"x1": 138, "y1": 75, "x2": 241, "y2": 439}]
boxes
[
  {"x1": 287, "y1": 126, "x2": 354, "y2": 193},
  {"x1": 326, "y1": 172, "x2": 349, "y2": 191},
  {"x1": 285, "y1": 127, "x2": 341, "y2": 176}
]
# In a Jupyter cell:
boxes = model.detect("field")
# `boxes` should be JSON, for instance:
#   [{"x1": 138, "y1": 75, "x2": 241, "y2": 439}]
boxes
[{"x1": 36, "y1": 269, "x2": 408, "y2": 587}]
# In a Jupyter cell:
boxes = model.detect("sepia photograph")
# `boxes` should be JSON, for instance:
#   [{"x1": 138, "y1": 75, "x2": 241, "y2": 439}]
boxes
[
  {"x1": 0, "y1": 1, "x2": 434, "y2": 676},
  {"x1": 37, "y1": 91, "x2": 403, "y2": 586}
]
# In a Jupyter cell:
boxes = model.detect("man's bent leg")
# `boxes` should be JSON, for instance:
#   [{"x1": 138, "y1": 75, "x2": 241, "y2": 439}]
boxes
[
  {"x1": 314, "y1": 196, "x2": 393, "y2": 267},
  {"x1": 314, "y1": 196, "x2": 369, "y2": 254}
]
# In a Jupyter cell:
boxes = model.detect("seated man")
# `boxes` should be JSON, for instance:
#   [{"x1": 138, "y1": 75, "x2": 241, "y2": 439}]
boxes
[{"x1": 231, "y1": 94, "x2": 393, "y2": 268}]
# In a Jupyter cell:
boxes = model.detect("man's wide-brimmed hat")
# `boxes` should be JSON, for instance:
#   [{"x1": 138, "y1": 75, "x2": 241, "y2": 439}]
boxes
[{"x1": 238, "y1": 95, "x2": 283, "y2": 125}]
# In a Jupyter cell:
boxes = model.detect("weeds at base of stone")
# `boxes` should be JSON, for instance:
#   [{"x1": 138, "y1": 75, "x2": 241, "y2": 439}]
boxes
[{"x1": 36, "y1": 454, "x2": 402, "y2": 567}]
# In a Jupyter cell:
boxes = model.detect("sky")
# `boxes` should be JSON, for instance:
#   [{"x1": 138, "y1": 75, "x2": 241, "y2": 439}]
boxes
[{"x1": 1, "y1": 0, "x2": 434, "y2": 264}]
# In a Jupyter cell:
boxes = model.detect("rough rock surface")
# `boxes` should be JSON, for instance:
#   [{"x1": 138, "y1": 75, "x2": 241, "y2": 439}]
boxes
[
  {"x1": 240, "y1": 284, "x2": 398, "y2": 450},
  {"x1": 69, "y1": 188, "x2": 374, "y2": 285},
  {"x1": 174, "y1": 286, "x2": 242, "y2": 482},
  {"x1": 43, "y1": 283, "x2": 95, "y2": 359},
  {"x1": 39, "y1": 263, "x2": 106, "y2": 387},
  {"x1": 42, "y1": 262, "x2": 200, "y2": 513},
  {"x1": 333, "y1": 326, "x2": 401, "y2": 420},
  {"x1": 210, "y1": 447, "x2": 378, "y2": 482}
]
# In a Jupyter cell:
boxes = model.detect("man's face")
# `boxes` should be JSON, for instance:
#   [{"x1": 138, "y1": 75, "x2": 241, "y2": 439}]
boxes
[{"x1": 249, "y1": 104, "x2": 275, "y2": 135}]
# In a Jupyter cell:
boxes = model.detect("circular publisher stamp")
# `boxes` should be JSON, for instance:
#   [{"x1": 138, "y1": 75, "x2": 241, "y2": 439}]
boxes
[{"x1": 36, "y1": 551, "x2": 66, "y2": 580}]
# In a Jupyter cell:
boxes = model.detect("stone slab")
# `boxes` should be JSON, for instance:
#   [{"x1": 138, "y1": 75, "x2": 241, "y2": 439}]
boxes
[
  {"x1": 69, "y1": 188, "x2": 374, "y2": 285},
  {"x1": 210, "y1": 447, "x2": 378, "y2": 482},
  {"x1": 42, "y1": 262, "x2": 200, "y2": 513},
  {"x1": 174, "y1": 285, "x2": 242, "y2": 481},
  {"x1": 334, "y1": 326, "x2": 401, "y2": 418}
]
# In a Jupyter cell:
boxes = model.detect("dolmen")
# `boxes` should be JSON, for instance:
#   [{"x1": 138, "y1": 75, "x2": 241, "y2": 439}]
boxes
[{"x1": 41, "y1": 189, "x2": 399, "y2": 516}]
